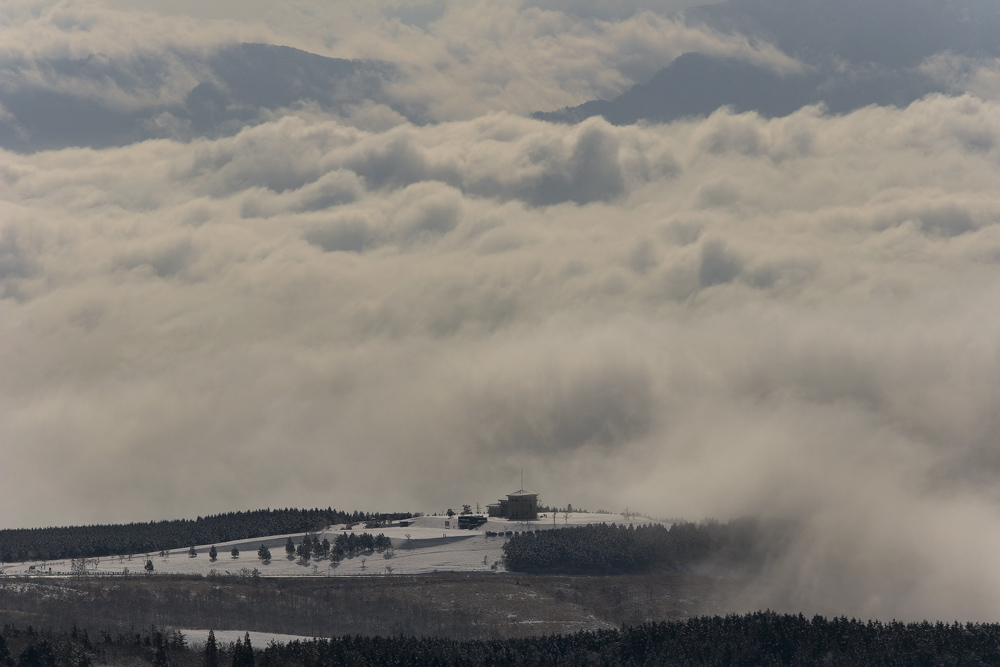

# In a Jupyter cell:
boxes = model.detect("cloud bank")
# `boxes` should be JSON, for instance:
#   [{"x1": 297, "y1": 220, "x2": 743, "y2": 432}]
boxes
[
  {"x1": 3, "y1": 93, "x2": 999, "y2": 618},
  {"x1": 3, "y1": 0, "x2": 801, "y2": 125}
]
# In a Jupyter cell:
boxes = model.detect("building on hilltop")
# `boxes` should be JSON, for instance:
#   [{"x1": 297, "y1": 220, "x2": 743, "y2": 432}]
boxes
[
  {"x1": 506, "y1": 490, "x2": 539, "y2": 521},
  {"x1": 487, "y1": 489, "x2": 539, "y2": 521},
  {"x1": 486, "y1": 499, "x2": 507, "y2": 518}
]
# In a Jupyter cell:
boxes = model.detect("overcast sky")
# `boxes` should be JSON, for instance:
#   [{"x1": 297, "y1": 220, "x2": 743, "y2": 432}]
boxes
[{"x1": 2, "y1": 0, "x2": 999, "y2": 621}]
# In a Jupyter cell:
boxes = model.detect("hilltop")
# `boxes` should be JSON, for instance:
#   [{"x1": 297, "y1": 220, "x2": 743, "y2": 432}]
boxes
[{"x1": 0, "y1": 512, "x2": 663, "y2": 578}]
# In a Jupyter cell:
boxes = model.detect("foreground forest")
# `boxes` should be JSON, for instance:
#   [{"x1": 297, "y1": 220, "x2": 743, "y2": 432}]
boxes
[
  {"x1": 0, "y1": 573, "x2": 739, "y2": 639},
  {"x1": 3, "y1": 613, "x2": 999, "y2": 667},
  {"x1": 3, "y1": 514, "x2": 996, "y2": 665}
]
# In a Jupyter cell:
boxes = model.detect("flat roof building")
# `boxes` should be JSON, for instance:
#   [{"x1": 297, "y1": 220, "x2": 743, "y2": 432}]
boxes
[
  {"x1": 505, "y1": 490, "x2": 539, "y2": 521},
  {"x1": 488, "y1": 490, "x2": 539, "y2": 521}
]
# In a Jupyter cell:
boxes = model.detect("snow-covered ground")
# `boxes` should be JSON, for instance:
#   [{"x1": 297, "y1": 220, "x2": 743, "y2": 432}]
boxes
[
  {"x1": 178, "y1": 629, "x2": 319, "y2": 648},
  {"x1": 0, "y1": 513, "x2": 666, "y2": 578}
]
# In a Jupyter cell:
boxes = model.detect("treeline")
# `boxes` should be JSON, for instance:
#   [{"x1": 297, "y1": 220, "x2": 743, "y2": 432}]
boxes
[
  {"x1": 0, "y1": 509, "x2": 412, "y2": 562},
  {"x1": 502, "y1": 519, "x2": 790, "y2": 574},
  {"x1": 3, "y1": 613, "x2": 999, "y2": 667}
]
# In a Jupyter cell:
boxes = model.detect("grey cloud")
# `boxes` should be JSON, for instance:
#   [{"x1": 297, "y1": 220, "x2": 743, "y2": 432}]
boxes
[
  {"x1": 698, "y1": 238, "x2": 743, "y2": 287},
  {"x1": 626, "y1": 237, "x2": 659, "y2": 275},
  {"x1": 743, "y1": 256, "x2": 818, "y2": 291},
  {"x1": 696, "y1": 113, "x2": 766, "y2": 156},
  {"x1": 659, "y1": 218, "x2": 703, "y2": 246},
  {"x1": 240, "y1": 171, "x2": 361, "y2": 218},
  {"x1": 524, "y1": 0, "x2": 713, "y2": 22},
  {"x1": 293, "y1": 175, "x2": 360, "y2": 212},
  {"x1": 920, "y1": 53, "x2": 1000, "y2": 101},
  {"x1": 914, "y1": 203, "x2": 977, "y2": 237},
  {"x1": 463, "y1": 352, "x2": 655, "y2": 455},
  {"x1": 696, "y1": 180, "x2": 741, "y2": 208},
  {"x1": 497, "y1": 123, "x2": 626, "y2": 206},
  {"x1": 304, "y1": 218, "x2": 375, "y2": 253},
  {"x1": 0, "y1": 225, "x2": 39, "y2": 282},
  {"x1": 389, "y1": 184, "x2": 464, "y2": 243},
  {"x1": 176, "y1": 114, "x2": 632, "y2": 208},
  {"x1": 2, "y1": 89, "x2": 999, "y2": 620},
  {"x1": 114, "y1": 237, "x2": 198, "y2": 278},
  {"x1": 344, "y1": 134, "x2": 442, "y2": 191}
]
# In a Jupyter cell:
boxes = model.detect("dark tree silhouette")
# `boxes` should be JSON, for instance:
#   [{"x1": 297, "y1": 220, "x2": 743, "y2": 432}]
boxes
[
  {"x1": 0, "y1": 507, "x2": 411, "y2": 562},
  {"x1": 153, "y1": 631, "x2": 168, "y2": 667},
  {"x1": 203, "y1": 629, "x2": 219, "y2": 667},
  {"x1": 231, "y1": 632, "x2": 254, "y2": 667}
]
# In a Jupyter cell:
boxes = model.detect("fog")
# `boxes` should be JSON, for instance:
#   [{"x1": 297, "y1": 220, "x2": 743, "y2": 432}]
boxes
[{"x1": 1, "y1": 0, "x2": 999, "y2": 622}]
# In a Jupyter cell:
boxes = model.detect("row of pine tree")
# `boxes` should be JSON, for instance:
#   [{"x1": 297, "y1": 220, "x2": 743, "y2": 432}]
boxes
[
  {"x1": 502, "y1": 519, "x2": 792, "y2": 573},
  {"x1": 0, "y1": 509, "x2": 411, "y2": 562},
  {"x1": 4, "y1": 613, "x2": 999, "y2": 666}
]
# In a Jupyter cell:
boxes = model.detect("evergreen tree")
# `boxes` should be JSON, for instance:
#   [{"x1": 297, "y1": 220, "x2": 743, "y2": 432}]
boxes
[
  {"x1": 284, "y1": 538, "x2": 295, "y2": 559},
  {"x1": 256, "y1": 544, "x2": 271, "y2": 564},
  {"x1": 153, "y1": 631, "x2": 169, "y2": 667},
  {"x1": 231, "y1": 637, "x2": 242, "y2": 667},
  {"x1": 203, "y1": 630, "x2": 218, "y2": 667},
  {"x1": 209, "y1": 546, "x2": 218, "y2": 562},
  {"x1": 230, "y1": 547, "x2": 240, "y2": 559},
  {"x1": 145, "y1": 559, "x2": 154, "y2": 573},
  {"x1": 188, "y1": 545, "x2": 197, "y2": 557},
  {"x1": 231, "y1": 633, "x2": 254, "y2": 667},
  {"x1": 16, "y1": 644, "x2": 48, "y2": 667}
]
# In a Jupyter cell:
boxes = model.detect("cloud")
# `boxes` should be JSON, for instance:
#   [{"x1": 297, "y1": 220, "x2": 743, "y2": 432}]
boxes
[
  {"x1": 2, "y1": 0, "x2": 807, "y2": 128},
  {"x1": 920, "y1": 52, "x2": 1000, "y2": 101}
]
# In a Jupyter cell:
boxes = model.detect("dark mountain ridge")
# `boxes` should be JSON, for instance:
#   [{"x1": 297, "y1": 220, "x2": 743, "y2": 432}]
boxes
[
  {"x1": 534, "y1": 0, "x2": 1000, "y2": 125},
  {"x1": 0, "y1": 43, "x2": 403, "y2": 153}
]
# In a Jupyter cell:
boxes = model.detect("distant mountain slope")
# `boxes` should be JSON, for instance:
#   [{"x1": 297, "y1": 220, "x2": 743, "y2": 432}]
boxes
[
  {"x1": 0, "y1": 43, "x2": 403, "y2": 153},
  {"x1": 533, "y1": 52, "x2": 940, "y2": 124},
  {"x1": 535, "y1": 0, "x2": 1000, "y2": 125}
]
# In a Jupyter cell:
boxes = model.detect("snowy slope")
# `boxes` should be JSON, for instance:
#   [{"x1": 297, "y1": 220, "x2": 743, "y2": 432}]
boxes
[{"x1": 0, "y1": 513, "x2": 667, "y2": 578}]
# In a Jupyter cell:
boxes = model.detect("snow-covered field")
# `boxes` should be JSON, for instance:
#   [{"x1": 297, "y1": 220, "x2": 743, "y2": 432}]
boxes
[
  {"x1": 1, "y1": 513, "x2": 665, "y2": 578},
  {"x1": 178, "y1": 629, "x2": 320, "y2": 648}
]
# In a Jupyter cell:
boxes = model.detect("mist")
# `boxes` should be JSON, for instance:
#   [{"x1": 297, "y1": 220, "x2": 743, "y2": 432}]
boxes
[{"x1": 1, "y1": 0, "x2": 999, "y2": 623}]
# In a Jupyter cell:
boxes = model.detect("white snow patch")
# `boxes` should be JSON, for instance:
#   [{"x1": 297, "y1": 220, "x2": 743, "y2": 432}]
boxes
[
  {"x1": 178, "y1": 629, "x2": 319, "y2": 647},
  {"x1": 1, "y1": 513, "x2": 667, "y2": 578}
]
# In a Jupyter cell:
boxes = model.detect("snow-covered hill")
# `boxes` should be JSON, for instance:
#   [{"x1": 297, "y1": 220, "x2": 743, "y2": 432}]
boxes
[{"x1": 0, "y1": 513, "x2": 667, "y2": 578}]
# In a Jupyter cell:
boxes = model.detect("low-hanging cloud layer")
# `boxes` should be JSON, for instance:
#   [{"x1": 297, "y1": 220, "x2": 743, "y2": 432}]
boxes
[
  {"x1": 2, "y1": 0, "x2": 804, "y2": 123},
  {"x1": 2, "y1": 0, "x2": 999, "y2": 623}
]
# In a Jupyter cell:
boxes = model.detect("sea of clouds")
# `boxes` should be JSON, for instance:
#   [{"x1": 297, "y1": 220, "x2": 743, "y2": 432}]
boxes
[{"x1": 2, "y1": 0, "x2": 999, "y2": 621}]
